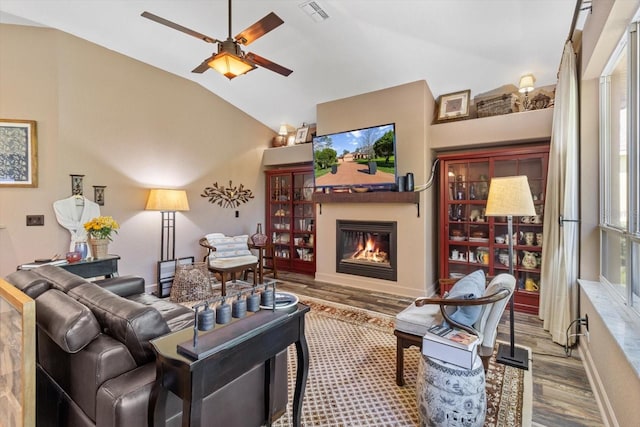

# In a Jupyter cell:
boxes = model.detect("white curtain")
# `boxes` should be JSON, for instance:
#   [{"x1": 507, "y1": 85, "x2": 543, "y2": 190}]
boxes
[{"x1": 539, "y1": 40, "x2": 580, "y2": 346}]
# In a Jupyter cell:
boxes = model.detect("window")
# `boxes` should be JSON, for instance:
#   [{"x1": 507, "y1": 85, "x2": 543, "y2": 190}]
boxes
[{"x1": 600, "y1": 22, "x2": 640, "y2": 311}]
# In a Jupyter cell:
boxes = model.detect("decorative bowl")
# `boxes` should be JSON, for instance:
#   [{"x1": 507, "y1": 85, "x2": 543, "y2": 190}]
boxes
[
  {"x1": 351, "y1": 186, "x2": 369, "y2": 193},
  {"x1": 66, "y1": 251, "x2": 82, "y2": 263}
]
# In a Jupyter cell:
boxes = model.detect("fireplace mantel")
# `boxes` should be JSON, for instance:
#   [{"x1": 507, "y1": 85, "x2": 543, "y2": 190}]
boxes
[{"x1": 313, "y1": 191, "x2": 420, "y2": 216}]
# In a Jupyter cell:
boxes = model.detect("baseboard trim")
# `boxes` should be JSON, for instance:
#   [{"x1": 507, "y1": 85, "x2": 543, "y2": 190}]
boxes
[{"x1": 579, "y1": 342, "x2": 617, "y2": 427}]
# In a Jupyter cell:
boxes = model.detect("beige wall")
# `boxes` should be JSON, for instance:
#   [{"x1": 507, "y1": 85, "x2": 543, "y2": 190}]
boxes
[
  {"x1": 577, "y1": 1, "x2": 640, "y2": 425},
  {"x1": 430, "y1": 108, "x2": 553, "y2": 149},
  {"x1": 0, "y1": 24, "x2": 274, "y2": 285},
  {"x1": 314, "y1": 81, "x2": 437, "y2": 297}
]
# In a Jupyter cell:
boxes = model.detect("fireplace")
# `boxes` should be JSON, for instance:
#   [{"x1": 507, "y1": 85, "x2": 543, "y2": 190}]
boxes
[{"x1": 336, "y1": 220, "x2": 397, "y2": 281}]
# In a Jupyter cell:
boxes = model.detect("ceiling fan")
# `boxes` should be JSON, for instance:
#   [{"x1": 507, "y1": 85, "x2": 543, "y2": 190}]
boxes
[{"x1": 141, "y1": 0, "x2": 292, "y2": 80}]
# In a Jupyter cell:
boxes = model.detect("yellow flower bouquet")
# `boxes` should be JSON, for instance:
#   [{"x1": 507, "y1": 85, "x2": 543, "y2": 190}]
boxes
[{"x1": 84, "y1": 216, "x2": 119, "y2": 241}]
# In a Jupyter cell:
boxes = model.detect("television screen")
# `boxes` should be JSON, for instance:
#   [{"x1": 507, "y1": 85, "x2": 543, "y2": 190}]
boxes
[{"x1": 312, "y1": 123, "x2": 396, "y2": 190}]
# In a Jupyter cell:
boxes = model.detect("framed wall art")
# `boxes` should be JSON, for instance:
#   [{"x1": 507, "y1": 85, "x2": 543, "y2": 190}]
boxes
[
  {"x1": 0, "y1": 119, "x2": 38, "y2": 187},
  {"x1": 437, "y1": 90, "x2": 471, "y2": 121},
  {"x1": 294, "y1": 126, "x2": 309, "y2": 144}
]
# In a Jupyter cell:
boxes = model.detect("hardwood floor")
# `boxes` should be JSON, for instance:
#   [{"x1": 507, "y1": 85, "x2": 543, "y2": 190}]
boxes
[{"x1": 276, "y1": 272, "x2": 604, "y2": 427}]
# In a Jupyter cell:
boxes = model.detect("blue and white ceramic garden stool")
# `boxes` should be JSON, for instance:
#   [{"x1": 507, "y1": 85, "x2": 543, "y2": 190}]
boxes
[{"x1": 416, "y1": 354, "x2": 486, "y2": 427}]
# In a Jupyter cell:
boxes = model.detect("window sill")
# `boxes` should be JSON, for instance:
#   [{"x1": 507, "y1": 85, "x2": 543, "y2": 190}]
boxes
[{"x1": 578, "y1": 279, "x2": 640, "y2": 377}]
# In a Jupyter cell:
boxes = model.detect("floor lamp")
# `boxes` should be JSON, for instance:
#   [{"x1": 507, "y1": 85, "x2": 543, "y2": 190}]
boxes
[
  {"x1": 485, "y1": 176, "x2": 536, "y2": 370},
  {"x1": 145, "y1": 189, "x2": 190, "y2": 261}
]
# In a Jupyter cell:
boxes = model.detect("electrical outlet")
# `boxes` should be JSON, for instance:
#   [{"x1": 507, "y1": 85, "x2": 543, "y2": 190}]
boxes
[
  {"x1": 26, "y1": 215, "x2": 44, "y2": 226},
  {"x1": 584, "y1": 313, "x2": 589, "y2": 332},
  {"x1": 583, "y1": 314, "x2": 590, "y2": 343}
]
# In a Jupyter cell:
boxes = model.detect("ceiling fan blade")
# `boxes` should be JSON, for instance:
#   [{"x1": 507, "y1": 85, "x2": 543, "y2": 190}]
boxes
[
  {"x1": 246, "y1": 52, "x2": 293, "y2": 77},
  {"x1": 235, "y1": 12, "x2": 284, "y2": 46},
  {"x1": 192, "y1": 56, "x2": 215, "y2": 73},
  {"x1": 141, "y1": 11, "x2": 219, "y2": 44}
]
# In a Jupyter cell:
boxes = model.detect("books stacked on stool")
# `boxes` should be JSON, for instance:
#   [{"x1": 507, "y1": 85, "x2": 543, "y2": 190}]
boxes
[{"x1": 417, "y1": 324, "x2": 485, "y2": 427}]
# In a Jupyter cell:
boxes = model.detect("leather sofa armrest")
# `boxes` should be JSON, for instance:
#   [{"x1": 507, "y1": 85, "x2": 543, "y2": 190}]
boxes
[{"x1": 5, "y1": 269, "x2": 51, "y2": 298}]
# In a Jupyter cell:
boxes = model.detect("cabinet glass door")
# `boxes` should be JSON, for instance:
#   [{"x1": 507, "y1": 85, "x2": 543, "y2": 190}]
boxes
[
  {"x1": 445, "y1": 160, "x2": 491, "y2": 279},
  {"x1": 292, "y1": 172, "x2": 315, "y2": 263},
  {"x1": 270, "y1": 174, "x2": 291, "y2": 259}
]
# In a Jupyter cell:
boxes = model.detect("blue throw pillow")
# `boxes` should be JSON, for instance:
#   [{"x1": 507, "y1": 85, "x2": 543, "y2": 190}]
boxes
[{"x1": 444, "y1": 269, "x2": 486, "y2": 327}]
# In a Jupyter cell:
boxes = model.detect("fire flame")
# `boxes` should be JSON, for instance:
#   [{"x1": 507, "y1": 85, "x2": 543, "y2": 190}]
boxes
[{"x1": 351, "y1": 236, "x2": 388, "y2": 263}]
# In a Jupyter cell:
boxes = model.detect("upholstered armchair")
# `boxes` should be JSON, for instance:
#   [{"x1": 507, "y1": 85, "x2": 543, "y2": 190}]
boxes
[{"x1": 394, "y1": 272, "x2": 515, "y2": 386}]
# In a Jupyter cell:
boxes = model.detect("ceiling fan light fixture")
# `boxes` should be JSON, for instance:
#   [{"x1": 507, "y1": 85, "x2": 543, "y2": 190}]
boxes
[{"x1": 208, "y1": 51, "x2": 256, "y2": 79}]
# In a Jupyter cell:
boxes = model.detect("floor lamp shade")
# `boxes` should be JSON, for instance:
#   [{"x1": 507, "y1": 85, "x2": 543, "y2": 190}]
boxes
[
  {"x1": 485, "y1": 176, "x2": 536, "y2": 217},
  {"x1": 145, "y1": 189, "x2": 190, "y2": 212},
  {"x1": 485, "y1": 176, "x2": 535, "y2": 370},
  {"x1": 145, "y1": 189, "x2": 190, "y2": 261}
]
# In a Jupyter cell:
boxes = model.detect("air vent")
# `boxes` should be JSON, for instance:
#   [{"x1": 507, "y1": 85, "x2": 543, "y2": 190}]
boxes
[{"x1": 299, "y1": 1, "x2": 329, "y2": 22}]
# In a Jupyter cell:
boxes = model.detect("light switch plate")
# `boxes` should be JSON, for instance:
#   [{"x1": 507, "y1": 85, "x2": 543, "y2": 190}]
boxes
[{"x1": 26, "y1": 215, "x2": 44, "y2": 226}]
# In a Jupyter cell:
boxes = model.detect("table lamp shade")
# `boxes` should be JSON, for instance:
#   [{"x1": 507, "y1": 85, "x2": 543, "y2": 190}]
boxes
[
  {"x1": 485, "y1": 176, "x2": 535, "y2": 217},
  {"x1": 145, "y1": 189, "x2": 190, "y2": 212}
]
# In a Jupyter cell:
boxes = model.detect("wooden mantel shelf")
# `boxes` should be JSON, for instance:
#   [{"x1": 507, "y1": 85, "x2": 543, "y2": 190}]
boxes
[{"x1": 312, "y1": 191, "x2": 421, "y2": 216}]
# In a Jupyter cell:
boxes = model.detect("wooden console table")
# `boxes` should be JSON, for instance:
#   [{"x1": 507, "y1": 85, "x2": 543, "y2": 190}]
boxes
[
  {"x1": 148, "y1": 304, "x2": 310, "y2": 427},
  {"x1": 60, "y1": 255, "x2": 120, "y2": 278}
]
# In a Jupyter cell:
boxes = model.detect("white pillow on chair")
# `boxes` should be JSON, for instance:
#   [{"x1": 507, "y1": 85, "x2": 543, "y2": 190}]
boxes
[{"x1": 206, "y1": 234, "x2": 252, "y2": 259}]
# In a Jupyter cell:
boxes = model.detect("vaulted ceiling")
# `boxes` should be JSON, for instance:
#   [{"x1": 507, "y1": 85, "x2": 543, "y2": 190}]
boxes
[{"x1": 0, "y1": 0, "x2": 583, "y2": 132}]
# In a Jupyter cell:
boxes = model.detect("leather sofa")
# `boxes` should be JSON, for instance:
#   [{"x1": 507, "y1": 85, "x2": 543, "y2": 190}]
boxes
[{"x1": 5, "y1": 265, "x2": 287, "y2": 427}]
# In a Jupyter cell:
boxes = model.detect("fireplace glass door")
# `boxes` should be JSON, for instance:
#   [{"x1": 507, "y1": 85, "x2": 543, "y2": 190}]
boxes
[{"x1": 336, "y1": 220, "x2": 397, "y2": 281}]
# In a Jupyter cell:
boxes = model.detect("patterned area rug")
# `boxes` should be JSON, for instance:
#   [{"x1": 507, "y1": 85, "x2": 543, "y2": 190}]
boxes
[{"x1": 273, "y1": 295, "x2": 532, "y2": 427}]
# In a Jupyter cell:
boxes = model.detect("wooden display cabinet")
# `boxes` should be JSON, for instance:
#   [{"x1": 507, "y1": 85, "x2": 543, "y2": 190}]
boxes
[
  {"x1": 265, "y1": 166, "x2": 316, "y2": 275},
  {"x1": 438, "y1": 144, "x2": 549, "y2": 314}
]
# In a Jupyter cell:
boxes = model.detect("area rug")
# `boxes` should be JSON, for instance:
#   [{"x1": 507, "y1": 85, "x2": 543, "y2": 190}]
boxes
[{"x1": 272, "y1": 295, "x2": 532, "y2": 427}]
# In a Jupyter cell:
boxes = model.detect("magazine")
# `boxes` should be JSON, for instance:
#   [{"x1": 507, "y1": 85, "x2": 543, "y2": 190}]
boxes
[
  {"x1": 422, "y1": 324, "x2": 480, "y2": 369},
  {"x1": 425, "y1": 324, "x2": 479, "y2": 350}
]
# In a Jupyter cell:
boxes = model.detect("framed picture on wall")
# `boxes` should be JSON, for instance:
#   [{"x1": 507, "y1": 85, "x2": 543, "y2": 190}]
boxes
[
  {"x1": 0, "y1": 119, "x2": 38, "y2": 187},
  {"x1": 436, "y1": 90, "x2": 471, "y2": 121},
  {"x1": 295, "y1": 127, "x2": 309, "y2": 144}
]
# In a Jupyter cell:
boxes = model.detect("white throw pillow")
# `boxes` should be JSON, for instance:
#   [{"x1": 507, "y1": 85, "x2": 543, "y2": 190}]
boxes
[{"x1": 206, "y1": 234, "x2": 252, "y2": 258}]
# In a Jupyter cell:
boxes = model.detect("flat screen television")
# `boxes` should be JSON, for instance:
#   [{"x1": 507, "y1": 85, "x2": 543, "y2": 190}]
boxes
[{"x1": 312, "y1": 123, "x2": 396, "y2": 190}]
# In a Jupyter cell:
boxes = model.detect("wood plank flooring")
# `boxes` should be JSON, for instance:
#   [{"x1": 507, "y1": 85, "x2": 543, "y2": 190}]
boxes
[{"x1": 275, "y1": 272, "x2": 604, "y2": 427}]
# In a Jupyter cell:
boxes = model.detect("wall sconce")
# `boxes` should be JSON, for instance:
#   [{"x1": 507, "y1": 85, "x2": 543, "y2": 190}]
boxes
[
  {"x1": 145, "y1": 189, "x2": 190, "y2": 261},
  {"x1": 518, "y1": 74, "x2": 536, "y2": 111}
]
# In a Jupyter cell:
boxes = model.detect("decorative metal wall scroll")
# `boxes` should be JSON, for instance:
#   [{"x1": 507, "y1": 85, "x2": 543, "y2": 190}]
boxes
[
  {"x1": 93, "y1": 185, "x2": 106, "y2": 206},
  {"x1": 201, "y1": 180, "x2": 254, "y2": 208},
  {"x1": 70, "y1": 174, "x2": 84, "y2": 196}
]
